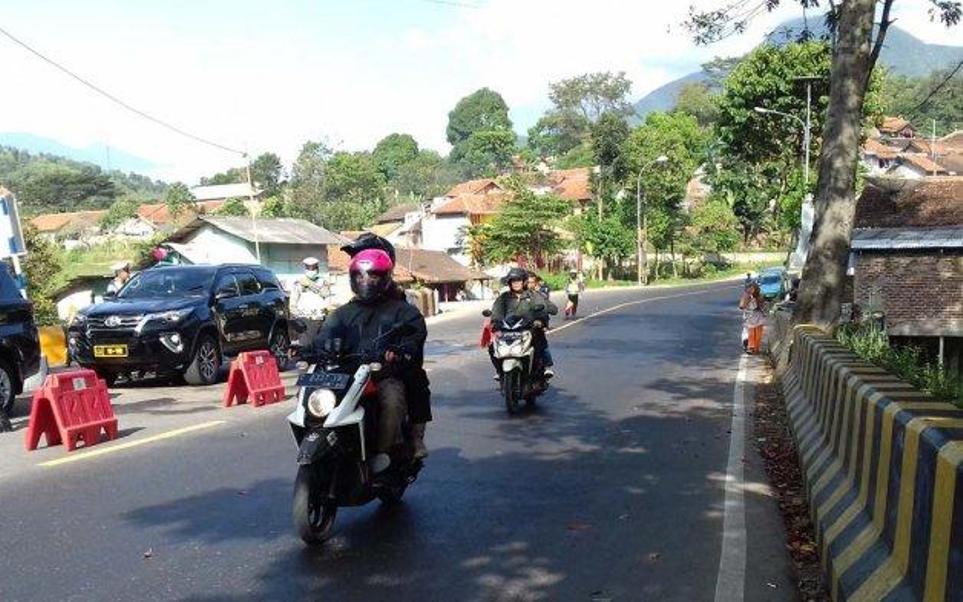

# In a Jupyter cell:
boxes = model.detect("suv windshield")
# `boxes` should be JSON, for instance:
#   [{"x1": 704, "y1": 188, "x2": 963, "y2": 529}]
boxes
[
  {"x1": 118, "y1": 269, "x2": 215, "y2": 299},
  {"x1": 759, "y1": 275, "x2": 781, "y2": 285}
]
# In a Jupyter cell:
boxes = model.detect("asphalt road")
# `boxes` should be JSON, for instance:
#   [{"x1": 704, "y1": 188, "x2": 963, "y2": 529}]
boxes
[{"x1": 0, "y1": 282, "x2": 793, "y2": 601}]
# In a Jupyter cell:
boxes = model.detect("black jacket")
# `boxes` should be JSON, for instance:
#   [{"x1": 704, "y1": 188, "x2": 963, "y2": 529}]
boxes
[
  {"x1": 490, "y1": 290, "x2": 557, "y2": 329},
  {"x1": 315, "y1": 296, "x2": 427, "y2": 363}
]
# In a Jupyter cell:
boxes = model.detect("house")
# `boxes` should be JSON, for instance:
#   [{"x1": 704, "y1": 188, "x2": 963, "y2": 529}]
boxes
[
  {"x1": 422, "y1": 191, "x2": 507, "y2": 265},
  {"x1": 886, "y1": 154, "x2": 949, "y2": 179},
  {"x1": 137, "y1": 199, "x2": 225, "y2": 228},
  {"x1": 878, "y1": 116, "x2": 916, "y2": 138},
  {"x1": 29, "y1": 209, "x2": 108, "y2": 249},
  {"x1": 547, "y1": 167, "x2": 593, "y2": 211},
  {"x1": 861, "y1": 138, "x2": 901, "y2": 175},
  {"x1": 326, "y1": 236, "x2": 491, "y2": 305},
  {"x1": 163, "y1": 215, "x2": 342, "y2": 286},
  {"x1": 189, "y1": 182, "x2": 261, "y2": 203},
  {"x1": 939, "y1": 130, "x2": 963, "y2": 152},
  {"x1": 849, "y1": 177, "x2": 963, "y2": 372}
]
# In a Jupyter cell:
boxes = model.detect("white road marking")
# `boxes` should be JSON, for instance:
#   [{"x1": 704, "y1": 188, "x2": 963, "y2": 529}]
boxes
[
  {"x1": 39, "y1": 420, "x2": 227, "y2": 467},
  {"x1": 714, "y1": 354, "x2": 750, "y2": 602},
  {"x1": 548, "y1": 286, "x2": 734, "y2": 335}
]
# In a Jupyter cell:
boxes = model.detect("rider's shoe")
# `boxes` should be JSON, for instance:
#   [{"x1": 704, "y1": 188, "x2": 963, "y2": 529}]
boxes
[
  {"x1": 544, "y1": 367, "x2": 555, "y2": 379},
  {"x1": 370, "y1": 453, "x2": 391, "y2": 474},
  {"x1": 411, "y1": 423, "x2": 428, "y2": 460}
]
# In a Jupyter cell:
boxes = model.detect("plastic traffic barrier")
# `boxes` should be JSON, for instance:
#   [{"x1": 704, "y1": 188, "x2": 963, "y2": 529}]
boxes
[
  {"x1": 223, "y1": 350, "x2": 286, "y2": 407},
  {"x1": 25, "y1": 369, "x2": 118, "y2": 452}
]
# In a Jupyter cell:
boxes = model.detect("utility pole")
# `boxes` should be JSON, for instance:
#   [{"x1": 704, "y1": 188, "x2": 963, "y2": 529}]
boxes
[{"x1": 244, "y1": 153, "x2": 261, "y2": 263}]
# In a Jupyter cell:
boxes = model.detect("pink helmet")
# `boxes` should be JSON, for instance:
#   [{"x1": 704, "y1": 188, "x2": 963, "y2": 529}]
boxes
[
  {"x1": 349, "y1": 249, "x2": 394, "y2": 302},
  {"x1": 151, "y1": 247, "x2": 168, "y2": 261}
]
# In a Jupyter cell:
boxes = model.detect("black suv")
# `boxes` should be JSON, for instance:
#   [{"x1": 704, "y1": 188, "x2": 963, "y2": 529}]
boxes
[
  {"x1": 69, "y1": 264, "x2": 290, "y2": 386},
  {"x1": 0, "y1": 267, "x2": 40, "y2": 413}
]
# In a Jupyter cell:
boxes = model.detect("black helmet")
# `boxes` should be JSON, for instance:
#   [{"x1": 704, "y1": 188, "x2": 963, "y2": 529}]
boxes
[
  {"x1": 341, "y1": 232, "x2": 396, "y2": 264},
  {"x1": 502, "y1": 267, "x2": 528, "y2": 286}
]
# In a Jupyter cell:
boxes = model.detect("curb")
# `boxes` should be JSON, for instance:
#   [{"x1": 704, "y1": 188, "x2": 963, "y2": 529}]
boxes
[{"x1": 780, "y1": 326, "x2": 963, "y2": 600}]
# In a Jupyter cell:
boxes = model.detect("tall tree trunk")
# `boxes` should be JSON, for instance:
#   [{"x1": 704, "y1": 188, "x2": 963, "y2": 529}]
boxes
[{"x1": 794, "y1": 0, "x2": 877, "y2": 329}]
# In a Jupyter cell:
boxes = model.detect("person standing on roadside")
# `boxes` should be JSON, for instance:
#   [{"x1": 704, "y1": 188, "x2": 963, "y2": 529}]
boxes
[
  {"x1": 564, "y1": 269, "x2": 584, "y2": 319},
  {"x1": 739, "y1": 282, "x2": 767, "y2": 354}
]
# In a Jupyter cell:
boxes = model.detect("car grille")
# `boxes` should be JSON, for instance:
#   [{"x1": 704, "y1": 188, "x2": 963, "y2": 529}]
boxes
[{"x1": 86, "y1": 315, "x2": 144, "y2": 338}]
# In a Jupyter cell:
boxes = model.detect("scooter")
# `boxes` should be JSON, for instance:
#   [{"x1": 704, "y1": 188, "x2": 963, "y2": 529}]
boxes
[
  {"x1": 483, "y1": 309, "x2": 548, "y2": 415},
  {"x1": 287, "y1": 323, "x2": 423, "y2": 545}
]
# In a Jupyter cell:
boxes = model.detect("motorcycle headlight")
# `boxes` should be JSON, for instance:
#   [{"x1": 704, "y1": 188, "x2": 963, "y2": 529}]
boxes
[{"x1": 307, "y1": 389, "x2": 338, "y2": 417}]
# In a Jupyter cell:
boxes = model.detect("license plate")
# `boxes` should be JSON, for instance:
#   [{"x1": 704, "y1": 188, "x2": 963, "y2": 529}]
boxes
[
  {"x1": 297, "y1": 371, "x2": 350, "y2": 389},
  {"x1": 94, "y1": 344, "x2": 128, "y2": 358}
]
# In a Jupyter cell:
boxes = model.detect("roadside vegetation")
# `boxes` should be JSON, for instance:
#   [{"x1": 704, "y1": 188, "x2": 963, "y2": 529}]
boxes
[{"x1": 836, "y1": 322, "x2": 963, "y2": 407}]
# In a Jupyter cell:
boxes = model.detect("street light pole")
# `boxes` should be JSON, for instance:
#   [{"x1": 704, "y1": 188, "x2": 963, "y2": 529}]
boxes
[{"x1": 636, "y1": 155, "x2": 668, "y2": 286}]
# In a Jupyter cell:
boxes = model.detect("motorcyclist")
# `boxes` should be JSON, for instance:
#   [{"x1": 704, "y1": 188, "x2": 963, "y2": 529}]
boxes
[
  {"x1": 526, "y1": 272, "x2": 557, "y2": 377},
  {"x1": 313, "y1": 249, "x2": 427, "y2": 474},
  {"x1": 490, "y1": 267, "x2": 555, "y2": 379},
  {"x1": 290, "y1": 257, "x2": 332, "y2": 349},
  {"x1": 339, "y1": 233, "x2": 432, "y2": 461}
]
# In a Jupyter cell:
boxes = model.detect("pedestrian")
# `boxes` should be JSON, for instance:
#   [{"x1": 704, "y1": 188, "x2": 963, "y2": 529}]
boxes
[
  {"x1": 743, "y1": 272, "x2": 754, "y2": 289},
  {"x1": 564, "y1": 269, "x2": 584, "y2": 319},
  {"x1": 107, "y1": 261, "x2": 131, "y2": 295},
  {"x1": 739, "y1": 282, "x2": 767, "y2": 354}
]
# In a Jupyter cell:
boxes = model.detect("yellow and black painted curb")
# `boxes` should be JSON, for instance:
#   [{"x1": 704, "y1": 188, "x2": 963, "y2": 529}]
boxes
[{"x1": 781, "y1": 325, "x2": 963, "y2": 601}]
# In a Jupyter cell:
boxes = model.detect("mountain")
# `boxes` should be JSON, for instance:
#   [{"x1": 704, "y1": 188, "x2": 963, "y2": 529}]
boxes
[
  {"x1": 633, "y1": 19, "x2": 963, "y2": 118},
  {"x1": 0, "y1": 132, "x2": 155, "y2": 175}
]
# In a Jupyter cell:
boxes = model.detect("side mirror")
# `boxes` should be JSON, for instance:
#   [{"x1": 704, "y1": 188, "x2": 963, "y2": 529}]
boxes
[{"x1": 482, "y1": 309, "x2": 492, "y2": 318}]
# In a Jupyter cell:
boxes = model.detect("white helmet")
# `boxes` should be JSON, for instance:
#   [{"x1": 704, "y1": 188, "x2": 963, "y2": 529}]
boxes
[{"x1": 302, "y1": 257, "x2": 320, "y2": 269}]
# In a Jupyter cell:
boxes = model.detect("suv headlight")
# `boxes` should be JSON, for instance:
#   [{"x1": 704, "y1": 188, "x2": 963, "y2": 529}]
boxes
[
  {"x1": 307, "y1": 389, "x2": 338, "y2": 418},
  {"x1": 137, "y1": 308, "x2": 193, "y2": 332},
  {"x1": 71, "y1": 313, "x2": 88, "y2": 327}
]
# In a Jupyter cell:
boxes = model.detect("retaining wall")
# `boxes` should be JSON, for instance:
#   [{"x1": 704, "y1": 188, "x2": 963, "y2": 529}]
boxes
[{"x1": 780, "y1": 325, "x2": 963, "y2": 601}]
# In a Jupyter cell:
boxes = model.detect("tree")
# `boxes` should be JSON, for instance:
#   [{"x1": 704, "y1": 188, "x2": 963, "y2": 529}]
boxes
[
  {"x1": 373, "y1": 133, "x2": 420, "y2": 181},
  {"x1": 478, "y1": 178, "x2": 571, "y2": 265},
  {"x1": 883, "y1": 67, "x2": 963, "y2": 134},
  {"x1": 457, "y1": 128, "x2": 516, "y2": 178},
  {"x1": 622, "y1": 111, "x2": 707, "y2": 277},
  {"x1": 391, "y1": 150, "x2": 458, "y2": 199},
  {"x1": 528, "y1": 72, "x2": 634, "y2": 157},
  {"x1": 591, "y1": 111, "x2": 631, "y2": 182},
  {"x1": 200, "y1": 168, "x2": 244, "y2": 186},
  {"x1": 214, "y1": 197, "x2": 250, "y2": 217},
  {"x1": 100, "y1": 196, "x2": 140, "y2": 230},
  {"x1": 21, "y1": 225, "x2": 63, "y2": 325},
  {"x1": 686, "y1": 198, "x2": 741, "y2": 255},
  {"x1": 250, "y1": 152, "x2": 284, "y2": 197},
  {"x1": 686, "y1": 0, "x2": 960, "y2": 328},
  {"x1": 287, "y1": 140, "x2": 332, "y2": 220},
  {"x1": 164, "y1": 182, "x2": 195, "y2": 219},
  {"x1": 446, "y1": 88, "x2": 513, "y2": 148},
  {"x1": 570, "y1": 211, "x2": 634, "y2": 277},
  {"x1": 673, "y1": 82, "x2": 720, "y2": 127}
]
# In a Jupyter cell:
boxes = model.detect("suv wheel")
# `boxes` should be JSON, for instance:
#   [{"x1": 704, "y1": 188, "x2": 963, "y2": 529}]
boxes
[
  {"x1": 184, "y1": 335, "x2": 221, "y2": 386},
  {"x1": 0, "y1": 358, "x2": 16, "y2": 414}
]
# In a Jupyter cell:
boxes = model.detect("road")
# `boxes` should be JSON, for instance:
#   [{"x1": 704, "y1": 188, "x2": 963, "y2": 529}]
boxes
[{"x1": 0, "y1": 282, "x2": 793, "y2": 601}]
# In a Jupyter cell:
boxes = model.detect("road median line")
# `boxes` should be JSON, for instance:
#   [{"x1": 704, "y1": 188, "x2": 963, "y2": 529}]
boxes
[{"x1": 39, "y1": 420, "x2": 227, "y2": 467}]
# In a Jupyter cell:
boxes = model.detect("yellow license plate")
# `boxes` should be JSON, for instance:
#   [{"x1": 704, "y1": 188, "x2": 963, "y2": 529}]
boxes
[{"x1": 94, "y1": 344, "x2": 128, "y2": 358}]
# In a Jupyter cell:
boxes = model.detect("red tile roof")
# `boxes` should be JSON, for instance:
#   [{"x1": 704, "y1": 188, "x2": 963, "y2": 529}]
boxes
[
  {"x1": 879, "y1": 116, "x2": 913, "y2": 134},
  {"x1": 940, "y1": 130, "x2": 963, "y2": 152},
  {"x1": 855, "y1": 177, "x2": 963, "y2": 228},
  {"x1": 30, "y1": 209, "x2": 107, "y2": 233},
  {"x1": 445, "y1": 178, "x2": 503, "y2": 197},
  {"x1": 863, "y1": 138, "x2": 900, "y2": 160},
  {"x1": 899, "y1": 154, "x2": 948, "y2": 175},
  {"x1": 137, "y1": 200, "x2": 225, "y2": 225},
  {"x1": 548, "y1": 167, "x2": 592, "y2": 202},
  {"x1": 434, "y1": 192, "x2": 507, "y2": 216}
]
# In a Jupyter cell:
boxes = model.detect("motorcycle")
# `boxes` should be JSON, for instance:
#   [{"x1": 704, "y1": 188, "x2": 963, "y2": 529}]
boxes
[
  {"x1": 482, "y1": 308, "x2": 549, "y2": 415},
  {"x1": 287, "y1": 322, "x2": 423, "y2": 545}
]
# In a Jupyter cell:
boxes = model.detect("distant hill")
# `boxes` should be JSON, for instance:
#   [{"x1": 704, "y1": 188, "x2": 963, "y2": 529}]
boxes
[
  {"x1": 0, "y1": 132, "x2": 155, "y2": 174},
  {"x1": 633, "y1": 18, "x2": 963, "y2": 118}
]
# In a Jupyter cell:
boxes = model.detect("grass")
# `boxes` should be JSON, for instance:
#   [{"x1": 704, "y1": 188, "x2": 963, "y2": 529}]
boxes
[{"x1": 836, "y1": 322, "x2": 963, "y2": 407}]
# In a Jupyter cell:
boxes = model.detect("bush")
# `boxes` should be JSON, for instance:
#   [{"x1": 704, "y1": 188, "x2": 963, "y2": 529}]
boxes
[{"x1": 836, "y1": 322, "x2": 962, "y2": 407}]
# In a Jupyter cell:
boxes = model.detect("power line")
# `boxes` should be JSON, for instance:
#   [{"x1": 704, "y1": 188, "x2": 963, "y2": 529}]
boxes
[
  {"x1": 0, "y1": 23, "x2": 246, "y2": 157},
  {"x1": 909, "y1": 59, "x2": 963, "y2": 114}
]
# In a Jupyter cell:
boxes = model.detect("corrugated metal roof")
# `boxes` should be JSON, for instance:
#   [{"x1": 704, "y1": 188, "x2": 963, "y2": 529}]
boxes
[
  {"x1": 189, "y1": 182, "x2": 260, "y2": 201},
  {"x1": 169, "y1": 216, "x2": 343, "y2": 245},
  {"x1": 851, "y1": 227, "x2": 963, "y2": 250}
]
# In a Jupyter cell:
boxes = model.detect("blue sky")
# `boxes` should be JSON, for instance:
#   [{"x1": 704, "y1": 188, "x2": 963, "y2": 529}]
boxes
[{"x1": 1, "y1": 0, "x2": 958, "y2": 182}]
